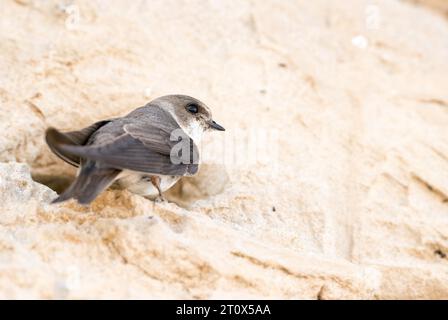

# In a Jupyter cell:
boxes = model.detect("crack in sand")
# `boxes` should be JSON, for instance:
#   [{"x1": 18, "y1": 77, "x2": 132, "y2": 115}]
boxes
[{"x1": 412, "y1": 174, "x2": 448, "y2": 203}]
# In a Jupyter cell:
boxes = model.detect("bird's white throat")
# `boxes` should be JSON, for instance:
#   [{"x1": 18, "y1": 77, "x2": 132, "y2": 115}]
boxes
[{"x1": 182, "y1": 119, "x2": 205, "y2": 143}]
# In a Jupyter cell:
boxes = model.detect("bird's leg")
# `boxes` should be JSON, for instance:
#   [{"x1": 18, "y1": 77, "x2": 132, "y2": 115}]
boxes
[{"x1": 150, "y1": 176, "x2": 165, "y2": 202}]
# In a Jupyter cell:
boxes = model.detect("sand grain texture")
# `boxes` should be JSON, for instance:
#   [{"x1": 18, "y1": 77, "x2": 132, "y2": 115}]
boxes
[{"x1": 0, "y1": 0, "x2": 447, "y2": 299}]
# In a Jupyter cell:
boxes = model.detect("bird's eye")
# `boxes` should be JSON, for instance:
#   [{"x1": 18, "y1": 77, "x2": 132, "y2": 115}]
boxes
[{"x1": 186, "y1": 104, "x2": 199, "y2": 114}]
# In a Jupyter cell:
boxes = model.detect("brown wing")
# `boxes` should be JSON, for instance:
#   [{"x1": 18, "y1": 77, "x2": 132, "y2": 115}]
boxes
[
  {"x1": 45, "y1": 120, "x2": 112, "y2": 167},
  {"x1": 48, "y1": 106, "x2": 199, "y2": 176}
]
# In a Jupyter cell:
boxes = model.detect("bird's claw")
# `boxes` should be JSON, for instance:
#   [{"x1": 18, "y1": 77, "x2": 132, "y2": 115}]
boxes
[{"x1": 154, "y1": 195, "x2": 166, "y2": 203}]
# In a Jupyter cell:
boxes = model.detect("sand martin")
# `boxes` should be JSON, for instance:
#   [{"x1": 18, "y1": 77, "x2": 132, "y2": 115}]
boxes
[{"x1": 45, "y1": 95, "x2": 225, "y2": 204}]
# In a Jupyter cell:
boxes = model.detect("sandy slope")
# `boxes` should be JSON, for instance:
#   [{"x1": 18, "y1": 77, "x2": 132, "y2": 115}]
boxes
[{"x1": 0, "y1": 0, "x2": 447, "y2": 298}]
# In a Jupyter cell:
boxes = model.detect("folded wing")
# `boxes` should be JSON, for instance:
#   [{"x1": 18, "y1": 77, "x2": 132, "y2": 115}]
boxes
[
  {"x1": 45, "y1": 120, "x2": 112, "y2": 167},
  {"x1": 46, "y1": 106, "x2": 199, "y2": 176}
]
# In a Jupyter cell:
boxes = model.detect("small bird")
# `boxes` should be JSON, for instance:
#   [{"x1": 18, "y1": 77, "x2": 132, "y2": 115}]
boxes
[{"x1": 45, "y1": 95, "x2": 225, "y2": 205}]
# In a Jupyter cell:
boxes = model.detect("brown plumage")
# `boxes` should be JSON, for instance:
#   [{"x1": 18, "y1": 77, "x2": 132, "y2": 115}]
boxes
[{"x1": 46, "y1": 95, "x2": 225, "y2": 205}]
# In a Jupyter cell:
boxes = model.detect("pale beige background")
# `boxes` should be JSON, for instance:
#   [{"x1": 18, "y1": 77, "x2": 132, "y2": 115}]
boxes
[{"x1": 0, "y1": 0, "x2": 447, "y2": 298}]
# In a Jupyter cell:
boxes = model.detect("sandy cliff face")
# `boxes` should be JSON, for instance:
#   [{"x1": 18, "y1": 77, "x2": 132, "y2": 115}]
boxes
[{"x1": 0, "y1": 0, "x2": 447, "y2": 299}]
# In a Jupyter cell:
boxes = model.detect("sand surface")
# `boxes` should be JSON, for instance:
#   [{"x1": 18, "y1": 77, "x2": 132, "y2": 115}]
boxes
[{"x1": 0, "y1": 0, "x2": 447, "y2": 298}]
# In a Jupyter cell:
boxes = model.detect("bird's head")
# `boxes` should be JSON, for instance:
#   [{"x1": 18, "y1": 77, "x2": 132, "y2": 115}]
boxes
[{"x1": 152, "y1": 95, "x2": 225, "y2": 140}]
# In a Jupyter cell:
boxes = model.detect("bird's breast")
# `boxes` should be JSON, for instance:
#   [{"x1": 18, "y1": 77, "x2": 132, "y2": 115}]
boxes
[{"x1": 179, "y1": 120, "x2": 205, "y2": 144}]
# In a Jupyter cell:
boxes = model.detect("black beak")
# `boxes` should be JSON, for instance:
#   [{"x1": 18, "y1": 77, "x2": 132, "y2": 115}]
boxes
[{"x1": 209, "y1": 120, "x2": 225, "y2": 131}]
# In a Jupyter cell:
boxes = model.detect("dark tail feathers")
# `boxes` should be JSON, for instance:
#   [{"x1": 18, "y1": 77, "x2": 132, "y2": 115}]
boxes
[{"x1": 52, "y1": 162, "x2": 120, "y2": 205}]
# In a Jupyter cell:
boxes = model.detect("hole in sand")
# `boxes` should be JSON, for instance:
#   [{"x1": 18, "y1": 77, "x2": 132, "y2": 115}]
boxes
[
  {"x1": 32, "y1": 172, "x2": 75, "y2": 194},
  {"x1": 31, "y1": 164, "x2": 230, "y2": 208},
  {"x1": 434, "y1": 249, "x2": 447, "y2": 259}
]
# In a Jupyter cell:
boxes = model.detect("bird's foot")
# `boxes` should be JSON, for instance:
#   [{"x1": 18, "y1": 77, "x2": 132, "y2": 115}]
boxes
[{"x1": 154, "y1": 195, "x2": 167, "y2": 203}]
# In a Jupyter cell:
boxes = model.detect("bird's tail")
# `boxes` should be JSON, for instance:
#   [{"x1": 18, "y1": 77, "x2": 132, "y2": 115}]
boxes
[
  {"x1": 46, "y1": 127, "x2": 121, "y2": 205},
  {"x1": 52, "y1": 162, "x2": 121, "y2": 205}
]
